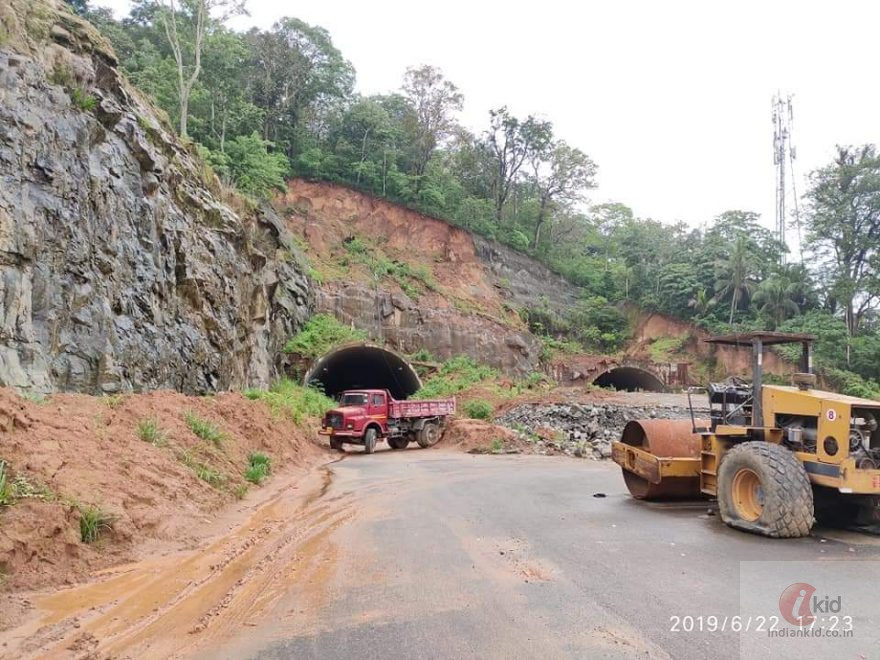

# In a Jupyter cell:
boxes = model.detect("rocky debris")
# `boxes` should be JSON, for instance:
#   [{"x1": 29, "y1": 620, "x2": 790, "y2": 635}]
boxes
[
  {"x1": 0, "y1": 2, "x2": 312, "y2": 394},
  {"x1": 495, "y1": 402, "x2": 708, "y2": 460}
]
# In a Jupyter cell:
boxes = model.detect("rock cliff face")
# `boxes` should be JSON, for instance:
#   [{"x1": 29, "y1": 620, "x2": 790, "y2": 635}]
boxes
[
  {"x1": 317, "y1": 283, "x2": 543, "y2": 377},
  {"x1": 0, "y1": 1, "x2": 311, "y2": 394}
]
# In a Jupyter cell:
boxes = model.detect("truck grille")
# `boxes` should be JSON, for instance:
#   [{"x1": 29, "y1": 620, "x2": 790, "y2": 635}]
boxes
[{"x1": 326, "y1": 413, "x2": 343, "y2": 430}]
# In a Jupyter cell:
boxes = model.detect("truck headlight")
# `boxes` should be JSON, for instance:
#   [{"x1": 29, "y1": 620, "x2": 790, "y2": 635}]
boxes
[{"x1": 346, "y1": 423, "x2": 354, "y2": 429}]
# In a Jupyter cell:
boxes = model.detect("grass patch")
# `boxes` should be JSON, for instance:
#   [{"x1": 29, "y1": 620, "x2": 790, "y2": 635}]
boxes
[
  {"x1": 78, "y1": 505, "x2": 114, "y2": 544},
  {"x1": 462, "y1": 399, "x2": 493, "y2": 420},
  {"x1": 244, "y1": 453, "x2": 272, "y2": 485},
  {"x1": 11, "y1": 474, "x2": 55, "y2": 501},
  {"x1": 184, "y1": 412, "x2": 226, "y2": 447},
  {"x1": 102, "y1": 394, "x2": 127, "y2": 409},
  {"x1": 233, "y1": 483, "x2": 249, "y2": 499},
  {"x1": 414, "y1": 356, "x2": 498, "y2": 399},
  {"x1": 71, "y1": 87, "x2": 97, "y2": 112},
  {"x1": 342, "y1": 237, "x2": 436, "y2": 299},
  {"x1": 19, "y1": 390, "x2": 48, "y2": 404},
  {"x1": 178, "y1": 449, "x2": 225, "y2": 486},
  {"x1": 284, "y1": 314, "x2": 368, "y2": 358},
  {"x1": 137, "y1": 417, "x2": 168, "y2": 447},
  {"x1": 490, "y1": 438, "x2": 504, "y2": 454},
  {"x1": 0, "y1": 462, "x2": 13, "y2": 506},
  {"x1": 245, "y1": 379, "x2": 335, "y2": 425},
  {"x1": 647, "y1": 335, "x2": 688, "y2": 363}
]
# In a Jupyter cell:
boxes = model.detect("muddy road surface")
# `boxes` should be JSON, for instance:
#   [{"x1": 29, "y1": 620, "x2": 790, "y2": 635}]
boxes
[{"x1": 3, "y1": 449, "x2": 879, "y2": 659}]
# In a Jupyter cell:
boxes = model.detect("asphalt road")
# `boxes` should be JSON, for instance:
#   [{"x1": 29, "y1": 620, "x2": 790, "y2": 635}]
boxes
[{"x1": 218, "y1": 449, "x2": 880, "y2": 659}]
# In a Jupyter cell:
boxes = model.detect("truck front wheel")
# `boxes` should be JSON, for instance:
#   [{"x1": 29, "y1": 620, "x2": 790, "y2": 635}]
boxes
[
  {"x1": 364, "y1": 428, "x2": 378, "y2": 454},
  {"x1": 330, "y1": 436, "x2": 343, "y2": 451},
  {"x1": 416, "y1": 422, "x2": 441, "y2": 448}
]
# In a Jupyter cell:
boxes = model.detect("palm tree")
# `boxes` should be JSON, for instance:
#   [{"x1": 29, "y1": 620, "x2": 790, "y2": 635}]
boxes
[
  {"x1": 753, "y1": 275, "x2": 800, "y2": 328},
  {"x1": 714, "y1": 236, "x2": 758, "y2": 324}
]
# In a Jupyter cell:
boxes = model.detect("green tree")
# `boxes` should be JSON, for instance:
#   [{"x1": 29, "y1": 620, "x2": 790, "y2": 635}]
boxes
[
  {"x1": 400, "y1": 65, "x2": 463, "y2": 190},
  {"x1": 214, "y1": 132, "x2": 288, "y2": 198},
  {"x1": 753, "y1": 274, "x2": 800, "y2": 329},
  {"x1": 804, "y1": 145, "x2": 880, "y2": 363},
  {"x1": 484, "y1": 107, "x2": 552, "y2": 223},
  {"x1": 528, "y1": 141, "x2": 597, "y2": 248},
  {"x1": 714, "y1": 235, "x2": 758, "y2": 324},
  {"x1": 154, "y1": 0, "x2": 247, "y2": 137}
]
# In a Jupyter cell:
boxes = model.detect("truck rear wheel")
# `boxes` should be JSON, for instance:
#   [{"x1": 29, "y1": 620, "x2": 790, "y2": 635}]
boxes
[
  {"x1": 717, "y1": 441, "x2": 814, "y2": 538},
  {"x1": 416, "y1": 422, "x2": 440, "y2": 448},
  {"x1": 363, "y1": 427, "x2": 377, "y2": 454}
]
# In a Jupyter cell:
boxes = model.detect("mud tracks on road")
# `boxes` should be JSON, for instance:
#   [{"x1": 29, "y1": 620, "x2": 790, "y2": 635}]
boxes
[{"x1": 0, "y1": 463, "x2": 352, "y2": 658}]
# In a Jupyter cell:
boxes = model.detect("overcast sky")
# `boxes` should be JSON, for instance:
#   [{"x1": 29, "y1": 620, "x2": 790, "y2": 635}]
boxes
[{"x1": 94, "y1": 0, "x2": 878, "y2": 237}]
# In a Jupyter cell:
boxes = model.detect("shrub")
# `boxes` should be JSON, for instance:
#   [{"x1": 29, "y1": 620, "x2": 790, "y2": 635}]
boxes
[
  {"x1": 184, "y1": 412, "x2": 226, "y2": 447},
  {"x1": 245, "y1": 452, "x2": 272, "y2": 484},
  {"x1": 414, "y1": 356, "x2": 497, "y2": 399},
  {"x1": 463, "y1": 399, "x2": 493, "y2": 420},
  {"x1": 79, "y1": 506, "x2": 114, "y2": 544},
  {"x1": 284, "y1": 314, "x2": 368, "y2": 358},
  {"x1": 71, "y1": 88, "x2": 97, "y2": 112},
  {"x1": 245, "y1": 380, "x2": 335, "y2": 425},
  {"x1": 137, "y1": 418, "x2": 167, "y2": 446}
]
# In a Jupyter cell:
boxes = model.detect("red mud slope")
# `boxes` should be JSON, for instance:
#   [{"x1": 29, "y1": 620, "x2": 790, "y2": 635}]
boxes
[{"x1": 0, "y1": 389, "x2": 325, "y2": 598}]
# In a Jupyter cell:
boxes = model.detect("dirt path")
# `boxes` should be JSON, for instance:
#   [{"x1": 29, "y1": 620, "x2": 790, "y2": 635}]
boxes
[{"x1": 0, "y1": 459, "x2": 353, "y2": 659}]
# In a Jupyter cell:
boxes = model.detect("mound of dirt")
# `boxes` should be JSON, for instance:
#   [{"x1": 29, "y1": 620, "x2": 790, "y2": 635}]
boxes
[
  {"x1": 0, "y1": 389, "x2": 325, "y2": 596},
  {"x1": 440, "y1": 418, "x2": 524, "y2": 454}
]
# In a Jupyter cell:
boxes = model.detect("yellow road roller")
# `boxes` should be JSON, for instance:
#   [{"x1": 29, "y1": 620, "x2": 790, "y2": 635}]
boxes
[{"x1": 612, "y1": 332, "x2": 880, "y2": 537}]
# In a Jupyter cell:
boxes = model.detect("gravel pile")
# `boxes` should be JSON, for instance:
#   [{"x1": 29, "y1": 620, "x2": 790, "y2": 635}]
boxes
[{"x1": 495, "y1": 402, "x2": 707, "y2": 460}]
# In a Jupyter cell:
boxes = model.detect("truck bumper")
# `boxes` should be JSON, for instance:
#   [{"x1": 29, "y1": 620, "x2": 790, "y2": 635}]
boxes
[{"x1": 318, "y1": 429, "x2": 361, "y2": 442}]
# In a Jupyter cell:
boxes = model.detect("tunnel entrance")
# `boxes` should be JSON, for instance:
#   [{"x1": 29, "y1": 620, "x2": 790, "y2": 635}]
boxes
[
  {"x1": 304, "y1": 345, "x2": 421, "y2": 400},
  {"x1": 593, "y1": 366, "x2": 666, "y2": 392}
]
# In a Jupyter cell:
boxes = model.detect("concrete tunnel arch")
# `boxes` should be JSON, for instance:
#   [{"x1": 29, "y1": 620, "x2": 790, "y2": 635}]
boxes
[
  {"x1": 304, "y1": 344, "x2": 422, "y2": 400},
  {"x1": 592, "y1": 366, "x2": 666, "y2": 392}
]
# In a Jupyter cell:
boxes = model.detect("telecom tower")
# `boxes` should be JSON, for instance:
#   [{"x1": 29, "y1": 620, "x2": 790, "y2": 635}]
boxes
[{"x1": 772, "y1": 93, "x2": 800, "y2": 262}]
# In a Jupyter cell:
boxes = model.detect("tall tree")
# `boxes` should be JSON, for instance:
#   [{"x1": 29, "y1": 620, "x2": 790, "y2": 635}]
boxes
[
  {"x1": 529, "y1": 141, "x2": 597, "y2": 247},
  {"x1": 155, "y1": 0, "x2": 246, "y2": 137},
  {"x1": 805, "y1": 145, "x2": 880, "y2": 362},
  {"x1": 399, "y1": 66, "x2": 463, "y2": 190},
  {"x1": 244, "y1": 18, "x2": 354, "y2": 158},
  {"x1": 714, "y1": 235, "x2": 758, "y2": 324},
  {"x1": 484, "y1": 107, "x2": 552, "y2": 223}
]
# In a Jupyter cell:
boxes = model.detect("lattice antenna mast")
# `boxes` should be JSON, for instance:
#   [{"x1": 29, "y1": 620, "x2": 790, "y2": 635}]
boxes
[{"x1": 772, "y1": 93, "x2": 799, "y2": 263}]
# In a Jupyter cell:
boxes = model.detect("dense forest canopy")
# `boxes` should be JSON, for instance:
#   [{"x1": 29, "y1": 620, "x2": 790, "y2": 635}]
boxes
[{"x1": 71, "y1": 0, "x2": 880, "y2": 396}]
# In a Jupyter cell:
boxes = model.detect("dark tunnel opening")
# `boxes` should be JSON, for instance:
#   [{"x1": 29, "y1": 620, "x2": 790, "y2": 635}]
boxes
[
  {"x1": 304, "y1": 345, "x2": 422, "y2": 400},
  {"x1": 593, "y1": 366, "x2": 666, "y2": 392}
]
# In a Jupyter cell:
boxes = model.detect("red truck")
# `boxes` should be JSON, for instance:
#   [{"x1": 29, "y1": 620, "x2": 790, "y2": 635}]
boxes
[{"x1": 319, "y1": 389, "x2": 456, "y2": 453}]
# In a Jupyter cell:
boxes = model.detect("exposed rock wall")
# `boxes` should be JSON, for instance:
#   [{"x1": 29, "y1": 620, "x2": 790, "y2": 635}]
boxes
[
  {"x1": 317, "y1": 283, "x2": 542, "y2": 377},
  {"x1": 472, "y1": 236, "x2": 581, "y2": 316},
  {"x1": 0, "y1": 2, "x2": 312, "y2": 394}
]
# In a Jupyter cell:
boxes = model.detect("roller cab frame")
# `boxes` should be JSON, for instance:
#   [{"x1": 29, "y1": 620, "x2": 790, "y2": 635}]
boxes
[{"x1": 612, "y1": 332, "x2": 880, "y2": 536}]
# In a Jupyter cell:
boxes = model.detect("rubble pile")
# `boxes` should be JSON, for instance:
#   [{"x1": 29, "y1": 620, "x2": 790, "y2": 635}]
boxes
[{"x1": 495, "y1": 402, "x2": 706, "y2": 459}]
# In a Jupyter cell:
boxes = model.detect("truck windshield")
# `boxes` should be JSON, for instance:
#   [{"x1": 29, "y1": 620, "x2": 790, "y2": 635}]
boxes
[{"x1": 340, "y1": 393, "x2": 368, "y2": 405}]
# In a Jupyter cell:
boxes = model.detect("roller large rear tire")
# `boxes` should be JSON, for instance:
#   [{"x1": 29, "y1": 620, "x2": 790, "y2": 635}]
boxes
[{"x1": 717, "y1": 442, "x2": 814, "y2": 538}]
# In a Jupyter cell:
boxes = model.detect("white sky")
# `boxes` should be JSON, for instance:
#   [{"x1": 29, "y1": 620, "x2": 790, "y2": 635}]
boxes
[{"x1": 94, "y1": 0, "x2": 878, "y2": 236}]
